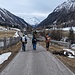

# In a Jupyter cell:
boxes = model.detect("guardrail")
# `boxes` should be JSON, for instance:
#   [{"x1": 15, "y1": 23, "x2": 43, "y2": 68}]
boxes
[
  {"x1": 37, "y1": 38, "x2": 70, "y2": 48},
  {"x1": 50, "y1": 40, "x2": 70, "y2": 48},
  {"x1": 28, "y1": 34, "x2": 70, "y2": 48}
]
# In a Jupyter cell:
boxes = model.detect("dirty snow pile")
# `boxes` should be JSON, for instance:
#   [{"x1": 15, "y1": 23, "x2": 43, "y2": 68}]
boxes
[
  {"x1": 63, "y1": 49, "x2": 75, "y2": 58},
  {"x1": 13, "y1": 32, "x2": 19, "y2": 37},
  {"x1": 0, "y1": 52, "x2": 11, "y2": 64}
]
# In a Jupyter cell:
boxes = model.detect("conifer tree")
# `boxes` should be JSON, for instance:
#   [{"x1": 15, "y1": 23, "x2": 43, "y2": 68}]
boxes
[{"x1": 68, "y1": 27, "x2": 75, "y2": 44}]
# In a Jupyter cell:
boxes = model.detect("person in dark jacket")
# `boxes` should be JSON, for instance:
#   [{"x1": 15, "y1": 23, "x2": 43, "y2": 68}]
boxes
[
  {"x1": 32, "y1": 36, "x2": 37, "y2": 50},
  {"x1": 20, "y1": 35, "x2": 27, "y2": 51}
]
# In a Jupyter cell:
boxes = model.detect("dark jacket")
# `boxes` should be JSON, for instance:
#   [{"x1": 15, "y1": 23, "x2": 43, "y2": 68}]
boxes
[{"x1": 32, "y1": 37, "x2": 37, "y2": 44}]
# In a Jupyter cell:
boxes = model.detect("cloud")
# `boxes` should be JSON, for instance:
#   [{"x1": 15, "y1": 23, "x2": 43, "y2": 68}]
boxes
[
  {"x1": 15, "y1": 12, "x2": 49, "y2": 17},
  {"x1": 0, "y1": 0, "x2": 66, "y2": 24},
  {"x1": 14, "y1": 12, "x2": 50, "y2": 21},
  {"x1": 14, "y1": 12, "x2": 50, "y2": 25}
]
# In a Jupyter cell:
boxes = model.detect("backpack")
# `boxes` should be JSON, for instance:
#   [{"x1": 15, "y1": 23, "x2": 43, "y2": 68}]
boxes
[
  {"x1": 46, "y1": 35, "x2": 50, "y2": 43},
  {"x1": 32, "y1": 37, "x2": 37, "y2": 43},
  {"x1": 22, "y1": 37, "x2": 25, "y2": 42},
  {"x1": 33, "y1": 38, "x2": 37, "y2": 42}
]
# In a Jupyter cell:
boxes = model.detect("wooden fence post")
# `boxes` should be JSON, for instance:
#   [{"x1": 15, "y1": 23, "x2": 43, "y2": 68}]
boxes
[
  {"x1": 9, "y1": 37, "x2": 12, "y2": 46},
  {"x1": 4, "y1": 37, "x2": 7, "y2": 49},
  {"x1": 1, "y1": 37, "x2": 20, "y2": 50}
]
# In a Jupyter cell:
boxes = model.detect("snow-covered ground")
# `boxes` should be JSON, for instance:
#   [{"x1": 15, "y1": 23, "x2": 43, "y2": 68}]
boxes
[
  {"x1": 0, "y1": 26, "x2": 21, "y2": 32},
  {"x1": 0, "y1": 52, "x2": 11, "y2": 64},
  {"x1": 0, "y1": 26, "x2": 7, "y2": 31},
  {"x1": 45, "y1": 27, "x2": 75, "y2": 31},
  {"x1": 62, "y1": 27, "x2": 75, "y2": 31}
]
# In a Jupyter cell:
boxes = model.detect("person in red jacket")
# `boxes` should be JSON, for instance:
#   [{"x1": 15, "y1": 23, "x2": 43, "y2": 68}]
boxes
[{"x1": 45, "y1": 34, "x2": 51, "y2": 51}]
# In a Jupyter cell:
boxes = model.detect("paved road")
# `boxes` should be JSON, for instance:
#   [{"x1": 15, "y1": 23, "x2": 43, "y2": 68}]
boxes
[{"x1": 0, "y1": 38, "x2": 75, "y2": 75}]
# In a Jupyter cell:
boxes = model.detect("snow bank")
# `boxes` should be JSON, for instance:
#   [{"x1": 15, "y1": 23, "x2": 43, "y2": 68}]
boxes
[
  {"x1": 10, "y1": 28, "x2": 20, "y2": 31},
  {"x1": 0, "y1": 52, "x2": 11, "y2": 64},
  {"x1": 63, "y1": 48, "x2": 75, "y2": 58}
]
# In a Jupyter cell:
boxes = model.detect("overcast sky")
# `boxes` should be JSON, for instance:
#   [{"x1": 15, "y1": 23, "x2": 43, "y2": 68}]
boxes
[{"x1": 0, "y1": 0, "x2": 67, "y2": 24}]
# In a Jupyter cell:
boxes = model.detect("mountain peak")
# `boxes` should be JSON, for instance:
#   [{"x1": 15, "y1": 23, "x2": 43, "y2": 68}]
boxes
[
  {"x1": 38, "y1": 0, "x2": 75, "y2": 27},
  {"x1": 53, "y1": 0, "x2": 75, "y2": 13}
]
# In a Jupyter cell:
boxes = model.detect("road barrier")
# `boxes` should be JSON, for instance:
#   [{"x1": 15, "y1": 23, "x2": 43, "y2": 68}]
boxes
[
  {"x1": 37, "y1": 38, "x2": 70, "y2": 48},
  {"x1": 50, "y1": 40, "x2": 70, "y2": 48}
]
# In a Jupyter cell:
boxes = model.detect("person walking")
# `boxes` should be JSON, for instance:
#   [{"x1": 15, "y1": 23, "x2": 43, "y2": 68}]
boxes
[
  {"x1": 45, "y1": 34, "x2": 51, "y2": 51},
  {"x1": 20, "y1": 35, "x2": 27, "y2": 51},
  {"x1": 32, "y1": 35, "x2": 37, "y2": 50}
]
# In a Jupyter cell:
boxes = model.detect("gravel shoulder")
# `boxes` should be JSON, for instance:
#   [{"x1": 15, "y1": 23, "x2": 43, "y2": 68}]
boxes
[{"x1": 39, "y1": 41, "x2": 75, "y2": 74}]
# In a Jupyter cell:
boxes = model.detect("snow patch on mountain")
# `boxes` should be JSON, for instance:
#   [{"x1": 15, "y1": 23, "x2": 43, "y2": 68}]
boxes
[{"x1": 27, "y1": 17, "x2": 40, "y2": 25}]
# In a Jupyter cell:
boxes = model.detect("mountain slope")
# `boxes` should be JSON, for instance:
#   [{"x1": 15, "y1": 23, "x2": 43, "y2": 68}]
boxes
[
  {"x1": 0, "y1": 8, "x2": 29, "y2": 28},
  {"x1": 38, "y1": 0, "x2": 75, "y2": 27}
]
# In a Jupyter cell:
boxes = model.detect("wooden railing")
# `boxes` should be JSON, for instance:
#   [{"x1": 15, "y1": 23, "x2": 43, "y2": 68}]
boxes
[{"x1": 0, "y1": 37, "x2": 20, "y2": 50}]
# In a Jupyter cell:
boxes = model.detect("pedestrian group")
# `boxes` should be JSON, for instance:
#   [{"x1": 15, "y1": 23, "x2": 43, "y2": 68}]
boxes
[{"x1": 20, "y1": 33, "x2": 51, "y2": 51}]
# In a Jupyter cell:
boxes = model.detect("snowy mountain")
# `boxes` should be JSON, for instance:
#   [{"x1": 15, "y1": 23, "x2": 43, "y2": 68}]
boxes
[
  {"x1": 0, "y1": 8, "x2": 29, "y2": 28},
  {"x1": 54, "y1": 0, "x2": 75, "y2": 13},
  {"x1": 27, "y1": 17, "x2": 40, "y2": 26},
  {"x1": 38, "y1": 0, "x2": 75, "y2": 27}
]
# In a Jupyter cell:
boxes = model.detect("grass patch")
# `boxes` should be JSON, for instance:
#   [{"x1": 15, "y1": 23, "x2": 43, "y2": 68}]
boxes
[{"x1": 0, "y1": 31, "x2": 15, "y2": 38}]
